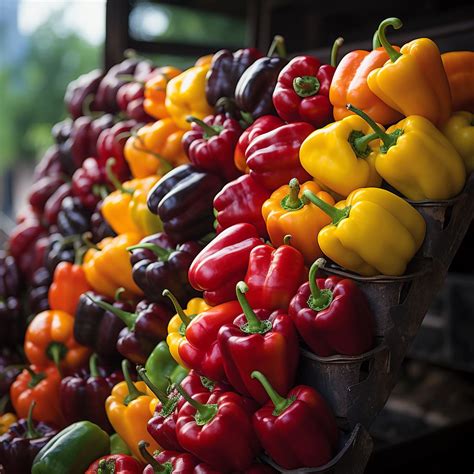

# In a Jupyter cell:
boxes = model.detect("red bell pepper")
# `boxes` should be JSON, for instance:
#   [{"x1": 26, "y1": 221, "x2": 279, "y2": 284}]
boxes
[
  {"x1": 183, "y1": 115, "x2": 243, "y2": 182},
  {"x1": 188, "y1": 223, "x2": 262, "y2": 306},
  {"x1": 251, "y1": 370, "x2": 338, "y2": 470},
  {"x1": 245, "y1": 122, "x2": 313, "y2": 191},
  {"x1": 174, "y1": 386, "x2": 260, "y2": 472},
  {"x1": 71, "y1": 158, "x2": 109, "y2": 210},
  {"x1": 289, "y1": 259, "x2": 374, "y2": 356},
  {"x1": 214, "y1": 175, "x2": 271, "y2": 238},
  {"x1": 234, "y1": 115, "x2": 283, "y2": 173},
  {"x1": 272, "y1": 38, "x2": 344, "y2": 128},
  {"x1": 218, "y1": 282, "x2": 299, "y2": 404},
  {"x1": 140, "y1": 442, "x2": 200, "y2": 473},
  {"x1": 85, "y1": 454, "x2": 142, "y2": 474},
  {"x1": 244, "y1": 243, "x2": 306, "y2": 311}
]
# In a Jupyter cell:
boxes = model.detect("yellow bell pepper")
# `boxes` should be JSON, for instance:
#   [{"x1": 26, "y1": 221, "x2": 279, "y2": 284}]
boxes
[
  {"x1": 165, "y1": 64, "x2": 214, "y2": 131},
  {"x1": 262, "y1": 179, "x2": 335, "y2": 264},
  {"x1": 299, "y1": 114, "x2": 382, "y2": 197},
  {"x1": 0, "y1": 395, "x2": 17, "y2": 435},
  {"x1": 165, "y1": 292, "x2": 211, "y2": 368},
  {"x1": 83, "y1": 233, "x2": 143, "y2": 299},
  {"x1": 106, "y1": 360, "x2": 159, "y2": 462},
  {"x1": 124, "y1": 119, "x2": 188, "y2": 179},
  {"x1": 303, "y1": 187, "x2": 426, "y2": 276},
  {"x1": 367, "y1": 18, "x2": 452, "y2": 127},
  {"x1": 442, "y1": 111, "x2": 474, "y2": 174}
]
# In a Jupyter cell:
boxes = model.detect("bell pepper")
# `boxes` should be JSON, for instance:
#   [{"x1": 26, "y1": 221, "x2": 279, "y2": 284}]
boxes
[
  {"x1": 128, "y1": 232, "x2": 203, "y2": 307},
  {"x1": 214, "y1": 174, "x2": 271, "y2": 237},
  {"x1": 59, "y1": 354, "x2": 123, "y2": 433},
  {"x1": 71, "y1": 157, "x2": 109, "y2": 211},
  {"x1": 165, "y1": 64, "x2": 214, "y2": 131},
  {"x1": 273, "y1": 37, "x2": 344, "y2": 128},
  {"x1": 347, "y1": 105, "x2": 466, "y2": 200},
  {"x1": 11, "y1": 365, "x2": 63, "y2": 425},
  {"x1": 245, "y1": 122, "x2": 313, "y2": 191},
  {"x1": 147, "y1": 164, "x2": 223, "y2": 243},
  {"x1": 289, "y1": 258, "x2": 374, "y2": 356},
  {"x1": 43, "y1": 181, "x2": 73, "y2": 227},
  {"x1": 251, "y1": 371, "x2": 338, "y2": 470},
  {"x1": 299, "y1": 111, "x2": 383, "y2": 198},
  {"x1": 303, "y1": 187, "x2": 426, "y2": 276},
  {"x1": 244, "y1": 243, "x2": 306, "y2": 311},
  {"x1": 65, "y1": 68, "x2": 103, "y2": 119},
  {"x1": 83, "y1": 233, "x2": 143, "y2": 299},
  {"x1": 124, "y1": 119, "x2": 187, "y2": 179},
  {"x1": 91, "y1": 200, "x2": 117, "y2": 243},
  {"x1": 57, "y1": 196, "x2": 92, "y2": 237},
  {"x1": 48, "y1": 261, "x2": 92, "y2": 315},
  {"x1": 188, "y1": 223, "x2": 262, "y2": 306},
  {"x1": 367, "y1": 18, "x2": 451, "y2": 127},
  {"x1": 442, "y1": 111, "x2": 474, "y2": 173},
  {"x1": 0, "y1": 402, "x2": 59, "y2": 473},
  {"x1": 330, "y1": 31, "x2": 403, "y2": 125},
  {"x1": 25, "y1": 310, "x2": 91, "y2": 373},
  {"x1": 32, "y1": 421, "x2": 110, "y2": 474},
  {"x1": 86, "y1": 454, "x2": 142, "y2": 474},
  {"x1": 106, "y1": 360, "x2": 159, "y2": 462},
  {"x1": 28, "y1": 174, "x2": 66, "y2": 214},
  {"x1": 442, "y1": 51, "x2": 474, "y2": 113},
  {"x1": 110, "y1": 432, "x2": 131, "y2": 455},
  {"x1": 0, "y1": 396, "x2": 16, "y2": 435},
  {"x1": 235, "y1": 36, "x2": 288, "y2": 119},
  {"x1": 166, "y1": 295, "x2": 211, "y2": 368},
  {"x1": 0, "y1": 349, "x2": 22, "y2": 399},
  {"x1": 262, "y1": 179, "x2": 335, "y2": 264},
  {"x1": 183, "y1": 115, "x2": 243, "y2": 182},
  {"x1": 52, "y1": 119, "x2": 76, "y2": 176},
  {"x1": 29, "y1": 266, "x2": 52, "y2": 316},
  {"x1": 33, "y1": 145, "x2": 65, "y2": 181},
  {"x1": 234, "y1": 115, "x2": 283, "y2": 173},
  {"x1": 116, "y1": 79, "x2": 154, "y2": 123},
  {"x1": 218, "y1": 282, "x2": 299, "y2": 404},
  {"x1": 174, "y1": 385, "x2": 260, "y2": 472},
  {"x1": 144, "y1": 66, "x2": 182, "y2": 119}
]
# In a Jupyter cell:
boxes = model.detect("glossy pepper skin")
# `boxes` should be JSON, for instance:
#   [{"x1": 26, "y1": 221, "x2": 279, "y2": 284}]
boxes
[
  {"x1": 244, "y1": 243, "x2": 306, "y2": 311},
  {"x1": 183, "y1": 114, "x2": 243, "y2": 182},
  {"x1": 29, "y1": 266, "x2": 52, "y2": 315},
  {"x1": 165, "y1": 64, "x2": 214, "y2": 131},
  {"x1": 71, "y1": 157, "x2": 109, "y2": 211},
  {"x1": 64, "y1": 68, "x2": 103, "y2": 119},
  {"x1": 188, "y1": 223, "x2": 262, "y2": 305},
  {"x1": 43, "y1": 182, "x2": 73, "y2": 227},
  {"x1": 124, "y1": 118, "x2": 187, "y2": 179},
  {"x1": 367, "y1": 18, "x2": 451, "y2": 127},
  {"x1": 442, "y1": 111, "x2": 474, "y2": 174},
  {"x1": 273, "y1": 38, "x2": 343, "y2": 128},
  {"x1": 251, "y1": 371, "x2": 338, "y2": 470},
  {"x1": 218, "y1": 282, "x2": 299, "y2": 404},
  {"x1": 147, "y1": 164, "x2": 223, "y2": 243},
  {"x1": 442, "y1": 51, "x2": 474, "y2": 112},
  {"x1": 31, "y1": 421, "x2": 110, "y2": 474},
  {"x1": 144, "y1": 66, "x2": 182, "y2": 119},
  {"x1": 262, "y1": 179, "x2": 335, "y2": 264},
  {"x1": 33, "y1": 145, "x2": 66, "y2": 182},
  {"x1": 57, "y1": 196, "x2": 92, "y2": 237},
  {"x1": 0, "y1": 396, "x2": 17, "y2": 435},
  {"x1": 129, "y1": 232, "x2": 202, "y2": 306},
  {"x1": 289, "y1": 259, "x2": 374, "y2": 356},
  {"x1": 304, "y1": 187, "x2": 426, "y2": 276},
  {"x1": 59, "y1": 354, "x2": 123, "y2": 433},
  {"x1": 86, "y1": 454, "x2": 142, "y2": 474},
  {"x1": 246, "y1": 122, "x2": 313, "y2": 191},
  {"x1": 214, "y1": 174, "x2": 271, "y2": 237}
]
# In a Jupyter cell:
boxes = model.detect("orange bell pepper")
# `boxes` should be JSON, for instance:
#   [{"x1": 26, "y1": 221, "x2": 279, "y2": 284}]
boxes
[
  {"x1": 442, "y1": 51, "x2": 474, "y2": 113},
  {"x1": 144, "y1": 66, "x2": 182, "y2": 120}
]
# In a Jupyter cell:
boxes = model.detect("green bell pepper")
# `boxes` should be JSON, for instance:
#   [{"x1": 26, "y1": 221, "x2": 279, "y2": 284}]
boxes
[{"x1": 110, "y1": 432, "x2": 131, "y2": 455}]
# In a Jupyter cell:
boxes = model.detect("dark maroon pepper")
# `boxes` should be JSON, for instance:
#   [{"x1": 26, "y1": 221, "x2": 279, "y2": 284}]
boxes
[
  {"x1": 43, "y1": 182, "x2": 72, "y2": 227},
  {"x1": 28, "y1": 175, "x2": 66, "y2": 214},
  {"x1": 0, "y1": 349, "x2": 22, "y2": 398},
  {"x1": 33, "y1": 146, "x2": 65, "y2": 182},
  {"x1": 28, "y1": 266, "x2": 52, "y2": 316},
  {"x1": 56, "y1": 197, "x2": 92, "y2": 237},
  {"x1": 71, "y1": 158, "x2": 110, "y2": 210},
  {"x1": 64, "y1": 69, "x2": 104, "y2": 119}
]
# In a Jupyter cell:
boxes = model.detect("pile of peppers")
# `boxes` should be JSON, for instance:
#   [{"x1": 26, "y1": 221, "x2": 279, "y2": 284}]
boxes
[{"x1": 0, "y1": 15, "x2": 472, "y2": 473}]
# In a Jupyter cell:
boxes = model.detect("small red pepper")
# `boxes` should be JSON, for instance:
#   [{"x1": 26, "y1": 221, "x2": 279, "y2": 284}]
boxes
[
  {"x1": 85, "y1": 454, "x2": 142, "y2": 474},
  {"x1": 251, "y1": 370, "x2": 338, "y2": 470},
  {"x1": 289, "y1": 259, "x2": 374, "y2": 356},
  {"x1": 218, "y1": 282, "x2": 299, "y2": 404},
  {"x1": 244, "y1": 243, "x2": 307, "y2": 311},
  {"x1": 140, "y1": 442, "x2": 200, "y2": 474}
]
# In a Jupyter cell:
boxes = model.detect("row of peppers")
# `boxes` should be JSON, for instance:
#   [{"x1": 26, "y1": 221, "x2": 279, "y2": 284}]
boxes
[{"x1": 0, "y1": 14, "x2": 473, "y2": 474}]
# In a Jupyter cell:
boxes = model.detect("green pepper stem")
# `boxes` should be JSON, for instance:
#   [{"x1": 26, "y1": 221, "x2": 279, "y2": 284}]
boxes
[
  {"x1": 46, "y1": 342, "x2": 67, "y2": 376},
  {"x1": 82, "y1": 232, "x2": 100, "y2": 250},
  {"x1": 283, "y1": 235, "x2": 292, "y2": 246},
  {"x1": 186, "y1": 116, "x2": 222, "y2": 138},
  {"x1": 137, "y1": 365, "x2": 169, "y2": 405},
  {"x1": 74, "y1": 244, "x2": 88, "y2": 266},
  {"x1": 89, "y1": 353, "x2": 100, "y2": 378},
  {"x1": 162, "y1": 290, "x2": 191, "y2": 326},
  {"x1": 114, "y1": 287, "x2": 126, "y2": 302},
  {"x1": 26, "y1": 401, "x2": 41, "y2": 439},
  {"x1": 307, "y1": 258, "x2": 333, "y2": 312},
  {"x1": 138, "y1": 441, "x2": 170, "y2": 473},
  {"x1": 303, "y1": 190, "x2": 350, "y2": 225},
  {"x1": 122, "y1": 360, "x2": 146, "y2": 406},
  {"x1": 106, "y1": 158, "x2": 134, "y2": 195},
  {"x1": 331, "y1": 37, "x2": 344, "y2": 67},
  {"x1": 251, "y1": 371, "x2": 293, "y2": 416},
  {"x1": 267, "y1": 35, "x2": 286, "y2": 58},
  {"x1": 281, "y1": 178, "x2": 304, "y2": 210},
  {"x1": 293, "y1": 76, "x2": 320, "y2": 97},
  {"x1": 372, "y1": 31, "x2": 381, "y2": 49},
  {"x1": 132, "y1": 135, "x2": 173, "y2": 174},
  {"x1": 86, "y1": 295, "x2": 137, "y2": 330},
  {"x1": 25, "y1": 366, "x2": 46, "y2": 388},
  {"x1": 377, "y1": 18, "x2": 403, "y2": 62},
  {"x1": 236, "y1": 282, "x2": 272, "y2": 334},
  {"x1": 127, "y1": 243, "x2": 173, "y2": 261},
  {"x1": 173, "y1": 383, "x2": 218, "y2": 426}
]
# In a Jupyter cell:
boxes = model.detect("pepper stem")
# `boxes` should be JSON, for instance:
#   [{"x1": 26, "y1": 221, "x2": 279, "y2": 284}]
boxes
[
  {"x1": 136, "y1": 365, "x2": 169, "y2": 405},
  {"x1": 331, "y1": 37, "x2": 344, "y2": 67},
  {"x1": 372, "y1": 31, "x2": 381, "y2": 49},
  {"x1": 127, "y1": 243, "x2": 173, "y2": 261},
  {"x1": 86, "y1": 295, "x2": 138, "y2": 330},
  {"x1": 122, "y1": 360, "x2": 146, "y2": 405},
  {"x1": 89, "y1": 353, "x2": 100, "y2": 378},
  {"x1": 138, "y1": 441, "x2": 172, "y2": 474},
  {"x1": 186, "y1": 116, "x2": 223, "y2": 139},
  {"x1": 105, "y1": 158, "x2": 134, "y2": 195},
  {"x1": 303, "y1": 190, "x2": 350, "y2": 225},
  {"x1": 283, "y1": 234, "x2": 292, "y2": 246},
  {"x1": 132, "y1": 135, "x2": 173, "y2": 174},
  {"x1": 25, "y1": 366, "x2": 46, "y2": 388},
  {"x1": 307, "y1": 258, "x2": 333, "y2": 312},
  {"x1": 162, "y1": 290, "x2": 191, "y2": 326},
  {"x1": 82, "y1": 232, "x2": 100, "y2": 250},
  {"x1": 293, "y1": 76, "x2": 320, "y2": 98},
  {"x1": 281, "y1": 178, "x2": 304, "y2": 210},
  {"x1": 236, "y1": 282, "x2": 272, "y2": 334},
  {"x1": 267, "y1": 35, "x2": 286, "y2": 58},
  {"x1": 173, "y1": 383, "x2": 218, "y2": 426},
  {"x1": 251, "y1": 371, "x2": 294, "y2": 416},
  {"x1": 377, "y1": 18, "x2": 403, "y2": 62},
  {"x1": 26, "y1": 401, "x2": 41, "y2": 439},
  {"x1": 46, "y1": 342, "x2": 67, "y2": 376},
  {"x1": 97, "y1": 459, "x2": 117, "y2": 474}
]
